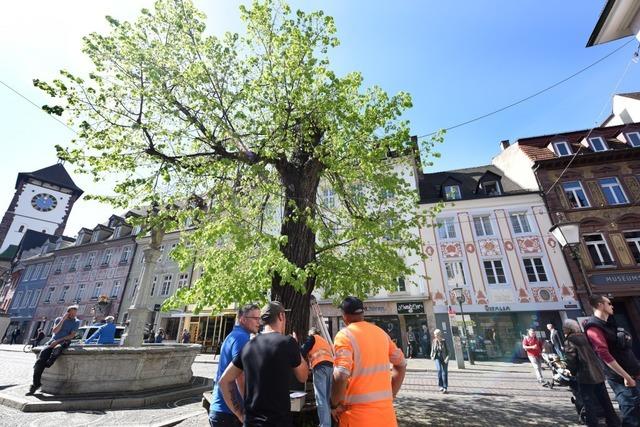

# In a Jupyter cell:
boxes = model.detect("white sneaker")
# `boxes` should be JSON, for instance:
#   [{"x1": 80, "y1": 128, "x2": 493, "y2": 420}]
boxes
[
  {"x1": 442, "y1": 389, "x2": 448, "y2": 394},
  {"x1": 439, "y1": 387, "x2": 444, "y2": 392}
]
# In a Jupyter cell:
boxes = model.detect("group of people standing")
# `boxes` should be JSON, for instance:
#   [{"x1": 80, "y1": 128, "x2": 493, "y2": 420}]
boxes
[
  {"x1": 522, "y1": 295, "x2": 640, "y2": 427},
  {"x1": 209, "y1": 296, "x2": 408, "y2": 427}
]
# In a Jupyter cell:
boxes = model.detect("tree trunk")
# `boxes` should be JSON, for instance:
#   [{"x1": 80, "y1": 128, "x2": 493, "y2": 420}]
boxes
[{"x1": 271, "y1": 159, "x2": 322, "y2": 338}]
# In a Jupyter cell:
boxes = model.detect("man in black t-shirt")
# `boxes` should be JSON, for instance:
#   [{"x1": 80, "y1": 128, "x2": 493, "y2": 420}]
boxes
[{"x1": 219, "y1": 301, "x2": 309, "y2": 426}]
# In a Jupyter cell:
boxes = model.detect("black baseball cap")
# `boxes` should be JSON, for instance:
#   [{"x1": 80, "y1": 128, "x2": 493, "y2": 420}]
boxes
[
  {"x1": 340, "y1": 296, "x2": 364, "y2": 315},
  {"x1": 260, "y1": 301, "x2": 288, "y2": 323}
]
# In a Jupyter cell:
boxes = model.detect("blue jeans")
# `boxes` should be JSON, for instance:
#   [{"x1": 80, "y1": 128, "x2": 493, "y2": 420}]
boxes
[
  {"x1": 608, "y1": 379, "x2": 640, "y2": 427},
  {"x1": 313, "y1": 363, "x2": 333, "y2": 427},
  {"x1": 209, "y1": 410, "x2": 242, "y2": 427},
  {"x1": 435, "y1": 358, "x2": 448, "y2": 389}
]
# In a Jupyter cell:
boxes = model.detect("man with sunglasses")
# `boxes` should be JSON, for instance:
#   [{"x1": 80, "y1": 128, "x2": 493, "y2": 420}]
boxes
[
  {"x1": 584, "y1": 295, "x2": 640, "y2": 426},
  {"x1": 209, "y1": 303, "x2": 261, "y2": 427}
]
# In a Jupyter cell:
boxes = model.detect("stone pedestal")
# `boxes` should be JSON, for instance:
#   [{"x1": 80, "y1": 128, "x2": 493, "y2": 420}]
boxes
[{"x1": 37, "y1": 344, "x2": 201, "y2": 395}]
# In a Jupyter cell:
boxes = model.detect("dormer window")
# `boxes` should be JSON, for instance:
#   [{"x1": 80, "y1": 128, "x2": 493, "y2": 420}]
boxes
[
  {"x1": 443, "y1": 185, "x2": 462, "y2": 201},
  {"x1": 482, "y1": 181, "x2": 501, "y2": 196},
  {"x1": 588, "y1": 137, "x2": 608, "y2": 152},
  {"x1": 553, "y1": 141, "x2": 572, "y2": 157},
  {"x1": 626, "y1": 132, "x2": 640, "y2": 147}
]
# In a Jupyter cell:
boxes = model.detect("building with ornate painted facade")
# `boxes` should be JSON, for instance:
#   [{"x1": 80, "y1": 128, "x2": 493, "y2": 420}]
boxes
[
  {"x1": 418, "y1": 165, "x2": 580, "y2": 359},
  {"x1": 34, "y1": 215, "x2": 137, "y2": 332}
]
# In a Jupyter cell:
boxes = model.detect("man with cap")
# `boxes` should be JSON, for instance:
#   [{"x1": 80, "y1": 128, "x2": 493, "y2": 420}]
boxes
[
  {"x1": 330, "y1": 296, "x2": 407, "y2": 427},
  {"x1": 219, "y1": 301, "x2": 308, "y2": 426},
  {"x1": 85, "y1": 316, "x2": 117, "y2": 345}
]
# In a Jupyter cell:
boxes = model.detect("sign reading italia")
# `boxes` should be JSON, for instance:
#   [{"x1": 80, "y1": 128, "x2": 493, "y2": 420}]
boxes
[
  {"x1": 484, "y1": 305, "x2": 511, "y2": 312},
  {"x1": 396, "y1": 301, "x2": 424, "y2": 314},
  {"x1": 590, "y1": 273, "x2": 640, "y2": 286}
]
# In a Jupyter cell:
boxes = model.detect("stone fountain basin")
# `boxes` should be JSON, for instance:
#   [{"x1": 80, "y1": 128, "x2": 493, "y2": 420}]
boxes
[{"x1": 33, "y1": 344, "x2": 201, "y2": 395}]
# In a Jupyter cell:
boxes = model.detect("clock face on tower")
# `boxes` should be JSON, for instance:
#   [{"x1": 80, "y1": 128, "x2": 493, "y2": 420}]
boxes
[{"x1": 31, "y1": 193, "x2": 58, "y2": 212}]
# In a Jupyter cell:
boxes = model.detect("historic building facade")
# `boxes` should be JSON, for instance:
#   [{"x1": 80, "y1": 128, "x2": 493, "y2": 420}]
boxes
[
  {"x1": 494, "y1": 121, "x2": 640, "y2": 351},
  {"x1": 34, "y1": 215, "x2": 137, "y2": 332},
  {"x1": 418, "y1": 165, "x2": 579, "y2": 359}
]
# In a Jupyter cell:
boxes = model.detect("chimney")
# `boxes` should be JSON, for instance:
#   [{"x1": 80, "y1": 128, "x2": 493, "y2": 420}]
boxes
[{"x1": 500, "y1": 139, "x2": 510, "y2": 151}]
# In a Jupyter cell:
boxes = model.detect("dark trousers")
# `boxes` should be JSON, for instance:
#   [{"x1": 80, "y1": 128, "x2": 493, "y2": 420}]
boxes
[
  {"x1": 579, "y1": 382, "x2": 620, "y2": 427},
  {"x1": 609, "y1": 379, "x2": 640, "y2": 427},
  {"x1": 32, "y1": 341, "x2": 70, "y2": 387},
  {"x1": 209, "y1": 411, "x2": 242, "y2": 427}
]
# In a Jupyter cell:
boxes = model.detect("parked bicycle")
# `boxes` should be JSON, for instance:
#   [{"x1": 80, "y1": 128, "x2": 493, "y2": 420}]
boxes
[{"x1": 23, "y1": 338, "x2": 42, "y2": 353}]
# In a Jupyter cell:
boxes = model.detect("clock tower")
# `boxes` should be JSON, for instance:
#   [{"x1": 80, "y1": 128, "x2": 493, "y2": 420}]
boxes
[{"x1": 0, "y1": 163, "x2": 83, "y2": 252}]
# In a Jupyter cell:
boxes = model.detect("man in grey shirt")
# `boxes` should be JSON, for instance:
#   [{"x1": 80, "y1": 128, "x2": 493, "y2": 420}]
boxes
[
  {"x1": 547, "y1": 323, "x2": 564, "y2": 359},
  {"x1": 27, "y1": 305, "x2": 81, "y2": 395}
]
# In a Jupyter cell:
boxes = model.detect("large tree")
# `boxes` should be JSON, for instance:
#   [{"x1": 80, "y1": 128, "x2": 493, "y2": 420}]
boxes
[{"x1": 35, "y1": 0, "x2": 437, "y2": 335}]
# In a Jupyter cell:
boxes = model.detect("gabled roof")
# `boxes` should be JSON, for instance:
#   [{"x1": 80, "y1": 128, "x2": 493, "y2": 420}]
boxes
[
  {"x1": 418, "y1": 165, "x2": 529, "y2": 203},
  {"x1": 515, "y1": 122, "x2": 640, "y2": 162},
  {"x1": 16, "y1": 163, "x2": 83, "y2": 195}
]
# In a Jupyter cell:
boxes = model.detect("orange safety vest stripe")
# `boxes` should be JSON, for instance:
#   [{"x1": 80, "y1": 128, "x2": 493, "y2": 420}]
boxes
[
  {"x1": 334, "y1": 321, "x2": 403, "y2": 408},
  {"x1": 308, "y1": 335, "x2": 334, "y2": 368}
]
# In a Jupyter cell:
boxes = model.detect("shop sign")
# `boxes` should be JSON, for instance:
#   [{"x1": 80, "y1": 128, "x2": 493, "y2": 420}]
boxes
[
  {"x1": 590, "y1": 273, "x2": 640, "y2": 286},
  {"x1": 484, "y1": 305, "x2": 511, "y2": 312},
  {"x1": 396, "y1": 301, "x2": 424, "y2": 314},
  {"x1": 364, "y1": 305, "x2": 388, "y2": 313}
]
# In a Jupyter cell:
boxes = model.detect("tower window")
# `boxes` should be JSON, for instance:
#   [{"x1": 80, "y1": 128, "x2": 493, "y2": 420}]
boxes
[{"x1": 18, "y1": 225, "x2": 24, "y2": 232}]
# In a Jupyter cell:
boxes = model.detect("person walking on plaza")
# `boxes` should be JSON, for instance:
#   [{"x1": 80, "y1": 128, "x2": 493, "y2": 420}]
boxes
[
  {"x1": 431, "y1": 329, "x2": 450, "y2": 393},
  {"x1": 547, "y1": 323, "x2": 565, "y2": 358},
  {"x1": 219, "y1": 301, "x2": 308, "y2": 426},
  {"x1": 406, "y1": 326, "x2": 417, "y2": 358},
  {"x1": 181, "y1": 329, "x2": 191, "y2": 344},
  {"x1": 563, "y1": 319, "x2": 620, "y2": 427},
  {"x1": 522, "y1": 328, "x2": 545, "y2": 384},
  {"x1": 209, "y1": 303, "x2": 261, "y2": 427},
  {"x1": 420, "y1": 324, "x2": 430, "y2": 358},
  {"x1": 85, "y1": 316, "x2": 116, "y2": 344},
  {"x1": 331, "y1": 296, "x2": 406, "y2": 427},
  {"x1": 301, "y1": 327, "x2": 334, "y2": 427},
  {"x1": 10, "y1": 328, "x2": 21, "y2": 345},
  {"x1": 26, "y1": 305, "x2": 80, "y2": 395},
  {"x1": 584, "y1": 295, "x2": 640, "y2": 426}
]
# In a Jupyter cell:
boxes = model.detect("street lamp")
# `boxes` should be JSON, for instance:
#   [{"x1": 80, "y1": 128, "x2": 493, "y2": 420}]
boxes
[
  {"x1": 549, "y1": 222, "x2": 592, "y2": 297},
  {"x1": 452, "y1": 286, "x2": 474, "y2": 365}
]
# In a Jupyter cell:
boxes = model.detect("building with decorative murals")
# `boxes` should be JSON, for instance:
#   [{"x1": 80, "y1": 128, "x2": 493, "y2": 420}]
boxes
[{"x1": 417, "y1": 164, "x2": 580, "y2": 359}]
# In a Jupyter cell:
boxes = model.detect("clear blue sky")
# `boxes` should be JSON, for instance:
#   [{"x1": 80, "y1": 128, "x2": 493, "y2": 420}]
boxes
[{"x1": 0, "y1": 1, "x2": 637, "y2": 235}]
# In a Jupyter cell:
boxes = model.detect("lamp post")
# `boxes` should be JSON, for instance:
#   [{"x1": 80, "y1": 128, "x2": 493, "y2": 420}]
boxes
[
  {"x1": 452, "y1": 286, "x2": 474, "y2": 365},
  {"x1": 549, "y1": 222, "x2": 593, "y2": 298}
]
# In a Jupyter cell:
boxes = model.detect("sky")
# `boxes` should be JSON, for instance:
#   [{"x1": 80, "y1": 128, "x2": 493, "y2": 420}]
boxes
[{"x1": 0, "y1": 1, "x2": 638, "y2": 237}]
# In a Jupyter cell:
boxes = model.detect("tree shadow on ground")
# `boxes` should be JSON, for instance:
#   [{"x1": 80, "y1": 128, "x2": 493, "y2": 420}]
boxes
[{"x1": 394, "y1": 393, "x2": 580, "y2": 427}]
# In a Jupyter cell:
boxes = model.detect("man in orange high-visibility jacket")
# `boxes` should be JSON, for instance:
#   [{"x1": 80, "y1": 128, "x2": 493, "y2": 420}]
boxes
[
  {"x1": 301, "y1": 328, "x2": 334, "y2": 427},
  {"x1": 330, "y1": 296, "x2": 407, "y2": 427}
]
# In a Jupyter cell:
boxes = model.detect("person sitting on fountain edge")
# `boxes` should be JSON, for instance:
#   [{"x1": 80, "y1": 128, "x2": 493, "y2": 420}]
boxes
[{"x1": 27, "y1": 305, "x2": 81, "y2": 395}]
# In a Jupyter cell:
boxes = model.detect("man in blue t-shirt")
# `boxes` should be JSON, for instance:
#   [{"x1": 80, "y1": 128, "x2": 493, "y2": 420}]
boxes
[
  {"x1": 27, "y1": 305, "x2": 81, "y2": 395},
  {"x1": 209, "y1": 304, "x2": 261, "y2": 427},
  {"x1": 85, "y1": 316, "x2": 117, "y2": 344}
]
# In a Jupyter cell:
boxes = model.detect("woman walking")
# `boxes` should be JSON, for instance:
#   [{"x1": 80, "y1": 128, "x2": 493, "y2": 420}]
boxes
[{"x1": 431, "y1": 329, "x2": 450, "y2": 393}]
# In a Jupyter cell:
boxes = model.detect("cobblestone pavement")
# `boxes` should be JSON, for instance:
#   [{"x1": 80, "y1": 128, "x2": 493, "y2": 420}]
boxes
[{"x1": 0, "y1": 345, "x2": 609, "y2": 426}]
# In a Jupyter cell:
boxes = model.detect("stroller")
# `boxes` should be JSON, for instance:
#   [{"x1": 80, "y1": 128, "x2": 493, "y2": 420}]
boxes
[{"x1": 540, "y1": 341, "x2": 572, "y2": 388}]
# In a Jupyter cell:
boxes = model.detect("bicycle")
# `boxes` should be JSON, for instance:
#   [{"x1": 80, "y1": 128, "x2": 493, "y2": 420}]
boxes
[{"x1": 23, "y1": 339, "x2": 40, "y2": 353}]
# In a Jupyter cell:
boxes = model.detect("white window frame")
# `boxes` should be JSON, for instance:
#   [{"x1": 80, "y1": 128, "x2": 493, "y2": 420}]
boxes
[
  {"x1": 396, "y1": 277, "x2": 406, "y2": 292},
  {"x1": 177, "y1": 273, "x2": 189, "y2": 289},
  {"x1": 562, "y1": 181, "x2": 590, "y2": 208},
  {"x1": 33, "y1": 264, "x2": 43, "y2": 279},
  {"x1": 482, "y1": 180, "x2": 501, "y2": 196},
  {"x1": 150, "y1": 276, "x2": 158, "y2": 296},
  {"x1": 86, "y1": 252, "x2": 96, "y2": 268},
  {"x1": 92, "y1": 282, "x2": 103, "y2": 300},
  {"x1": 21, "y1": 290, "x2": 32, "y2": 308},
  {"x1": 161, "y1": 275, "x2": 172, "y2": 296},
  {"x1": 443, "y1": 185, "x2": 462, "y2": 201},
  {"x1": 584, "y1": 234, "x2": 615, "y2": 267},
  {"x1": 444, "y1": 261, "x2": 466, "y2": 286},
  {"x1": 522, "y1": 257, "x2": 548, "y2": 283},
  {"x1": 588, "y1": 136, "x2": 608, "y2": 152},
  {"x1": 509, "y1": 212, "x2": 532, "y2": 234},
  {"x1": 437, "y1": 218, "x2": 457, "y2": 240},
  {"x1": 553, "y1": 141, "x2": 572, "y2": 156},
  {"x1": 75, "y1": 284, "x2": 85, "y2": 302},
  {"x1": 598, "y1": 177, "x2": 629, "y2": 205},
  {"x1": 625, "y1": 231, "x2": 640, "y2": 264},
  {"x1": 69, "y1": 254, "x2": 81, "y2": 271},
  {"x1": 59, "y1": 286, "x2": 69, "y2": 302},
  {"x1": 157, "y1": 245, "x2": 165, "y2": 262},
  {"x1": 130, "y1": 278, "x2": 140, "y2": 299},
  {"x1": 44, "y1": 287, "x2": 54, "y2": 303},
  {"x1": 626, "y1": 132, "x2": 640, "y2": 147},
  {"x1": 483, "y1": 260, "x2": 507, "y2": 285},
  {"x1": 101, "y1": 249, "x2": 112, "y2": 266},
  {"x1": 322, "y1": 188, "x2": 336, "y2": 209},
  {"x1": 30, "y1": 289, "x2": 41, "y2": 308},
  {"x1": 120, "y1": 246, "x2": 132, "y2": 264},
  {"x1": 13, "y1": 292, "x2": 23, "y2": 309},
  {"x1": 473, "y1": 215, "x2": 494, "y2": 237},
  {"x1": 111, "y1": 281, "x2": 121, "y2": 298},
  {"x1": 40, "y1": 263, "x2": 52, "y2": 279},
  {"x1": 23, "y1": 265, "x2": 35, "y2": 282}
]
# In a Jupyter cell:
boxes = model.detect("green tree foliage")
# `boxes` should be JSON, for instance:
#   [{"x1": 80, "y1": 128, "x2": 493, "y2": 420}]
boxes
[{"x1": 35, "y1": 0, "x2": 440, "y2": 334}]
